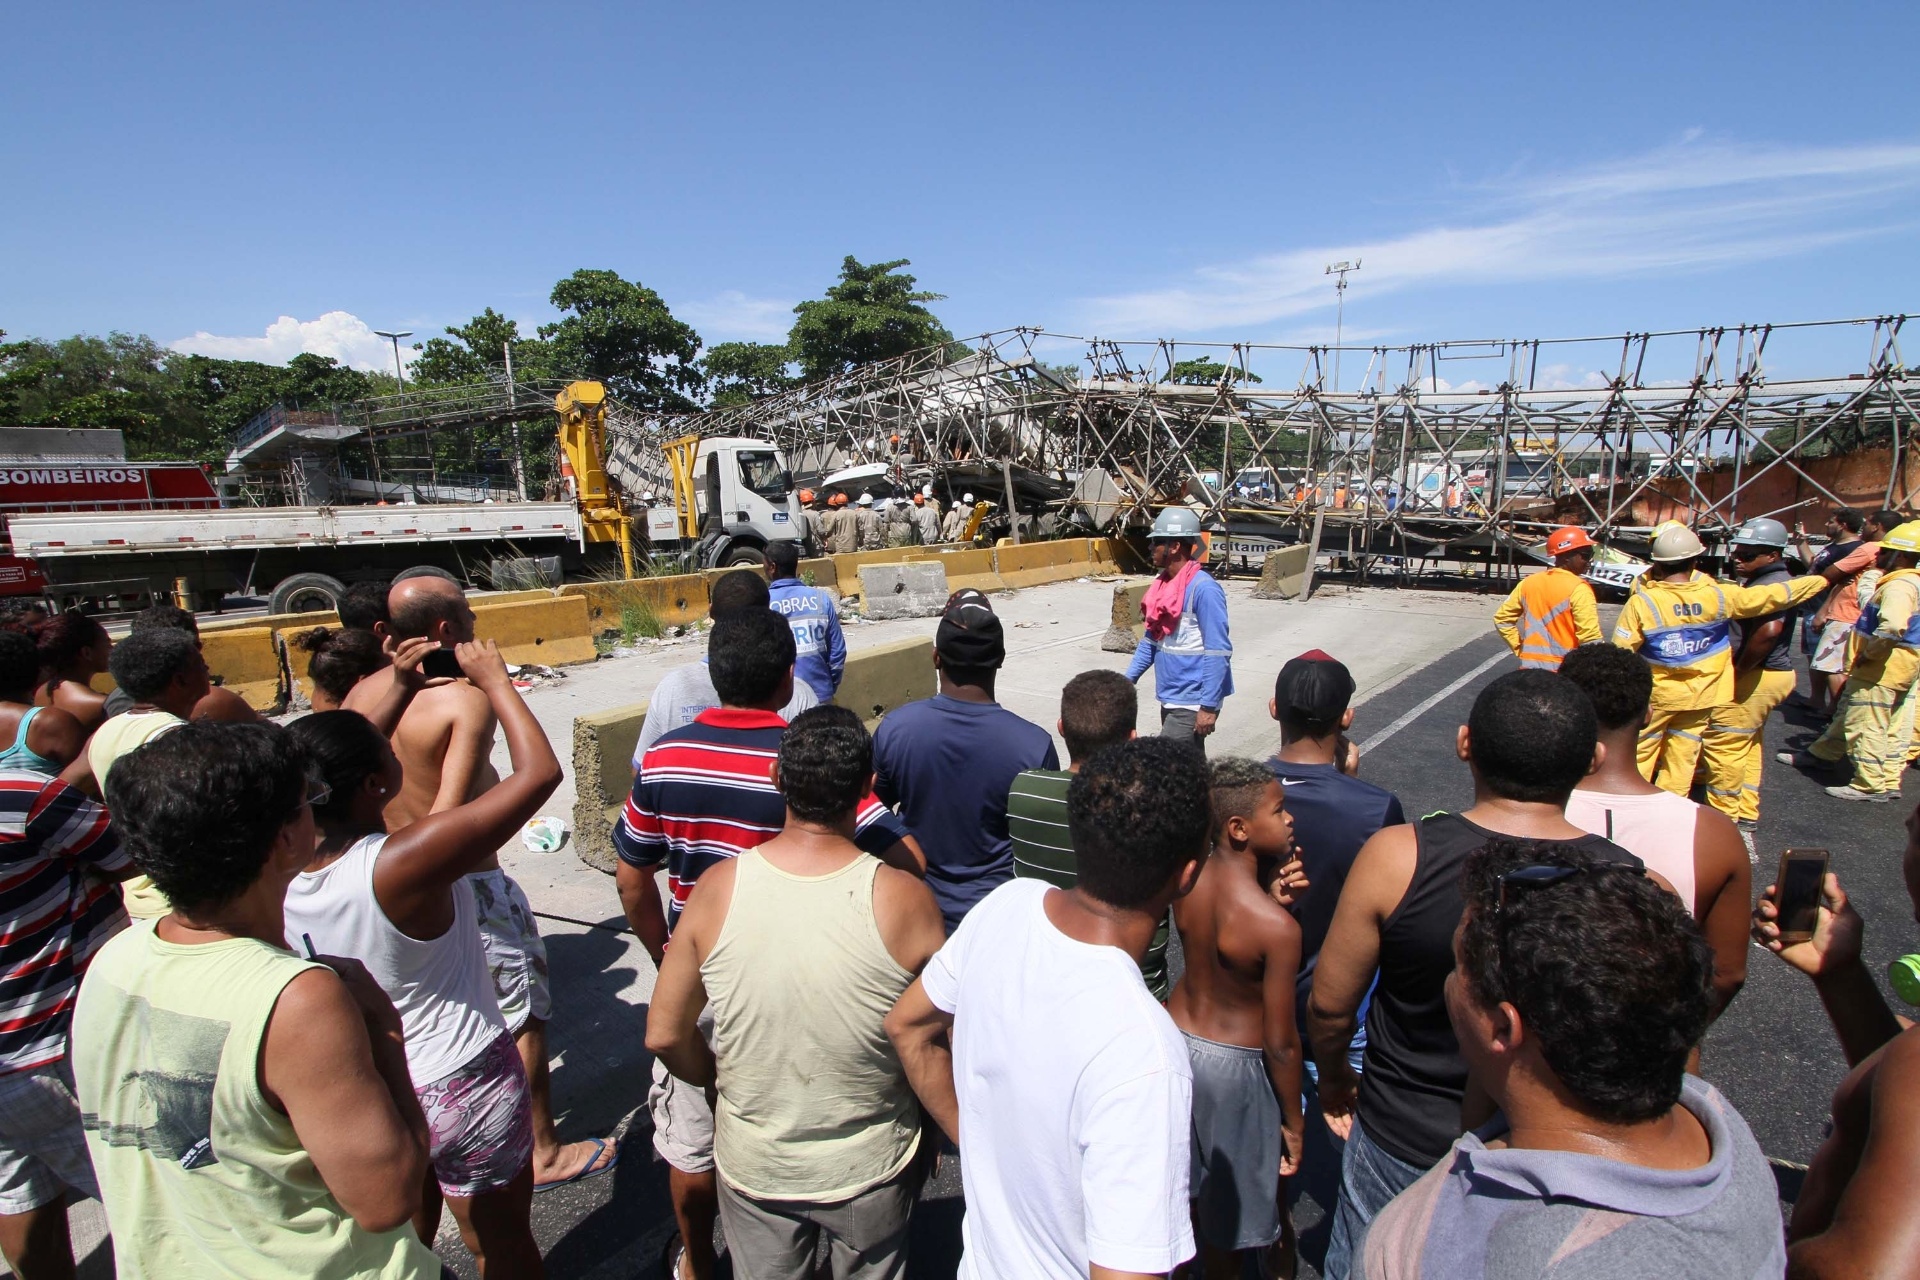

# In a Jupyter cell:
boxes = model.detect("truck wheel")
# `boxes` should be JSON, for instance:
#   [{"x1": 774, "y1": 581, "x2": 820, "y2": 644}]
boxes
[
  {"x1": 722, "y1": 545, "x2": 767, "y2": 568},
  {"x1": 393, "y1": 565, "x2": 460, "y2": 586},
  {"x1": 269, "y1": 573, "x2": 347, "y2": 615}
]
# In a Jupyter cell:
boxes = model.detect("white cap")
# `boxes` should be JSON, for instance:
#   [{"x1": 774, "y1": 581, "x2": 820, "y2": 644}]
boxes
[{"x1": 858, "y1": 492, "x2": 874, "y2": 506}]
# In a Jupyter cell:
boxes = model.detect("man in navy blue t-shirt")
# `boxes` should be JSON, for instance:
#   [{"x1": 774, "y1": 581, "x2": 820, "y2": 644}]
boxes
[
  {"x1": 874, "y1": 590, "x2": 1059, "y2": 930},
  {"x1": 1265, "y1": 650, "x2": 1405, "y2": 1060}
]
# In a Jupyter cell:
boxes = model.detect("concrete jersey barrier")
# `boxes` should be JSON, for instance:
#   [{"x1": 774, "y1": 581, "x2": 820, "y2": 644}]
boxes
[{"x1": 570, "y1": 636, "x2": 936, "y2": 873}]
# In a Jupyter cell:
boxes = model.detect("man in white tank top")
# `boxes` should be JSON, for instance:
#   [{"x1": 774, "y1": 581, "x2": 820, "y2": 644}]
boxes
[
  {"x1": 647, "y1": 706, "x2": 945, "y2": 1280},
  {"x1": 1558, "y1": 643, "x2": 1752, "y2": 1022}
]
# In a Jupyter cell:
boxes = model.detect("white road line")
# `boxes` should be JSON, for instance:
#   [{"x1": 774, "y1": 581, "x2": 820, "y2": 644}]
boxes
[{"x1": 1357, "y1": 649, "x2": 1512, "y2": 755}]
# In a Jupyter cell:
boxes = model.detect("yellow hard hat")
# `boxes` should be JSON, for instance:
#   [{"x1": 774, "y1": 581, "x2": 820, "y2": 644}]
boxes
[{"x1": 1882, "y1": 521, "x2": 1920, "y2": 554}]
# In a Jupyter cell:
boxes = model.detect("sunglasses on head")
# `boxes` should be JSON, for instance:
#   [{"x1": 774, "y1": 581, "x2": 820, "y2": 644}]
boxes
[
  {"x1": 1494, "y1": 859, "x2": 1645, "y2": 916},
  {"x1": 304, "y1": 770, "x2": 333, "y2": 810}
]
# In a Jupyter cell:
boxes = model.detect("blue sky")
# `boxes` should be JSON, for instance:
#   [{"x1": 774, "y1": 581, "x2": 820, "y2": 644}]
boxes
[{"x1": 4, "y1": 1, "x2": 1914, "y2": 387}]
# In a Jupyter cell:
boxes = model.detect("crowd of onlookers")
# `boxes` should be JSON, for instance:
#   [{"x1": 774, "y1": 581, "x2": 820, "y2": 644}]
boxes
[{"x1": 0, "y1": 512, "x2": 1915, "y2": 1280}]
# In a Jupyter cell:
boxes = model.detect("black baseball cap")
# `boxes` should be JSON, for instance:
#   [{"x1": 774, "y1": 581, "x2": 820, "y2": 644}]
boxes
[
  {"x1": 936, "y1": 589, "x2": 1005, "y2": 669},
  {"x1": 1273, "y1": 648, "x2": 1354, "y2": 731}
]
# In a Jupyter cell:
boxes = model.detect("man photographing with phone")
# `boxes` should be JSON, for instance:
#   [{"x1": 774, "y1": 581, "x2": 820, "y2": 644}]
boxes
[{"x1": 1751, "y1": 809, "x2": 1920, "y2": 1276}]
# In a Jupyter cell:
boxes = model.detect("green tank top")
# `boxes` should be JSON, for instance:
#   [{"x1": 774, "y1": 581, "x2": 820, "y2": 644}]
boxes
[
  {"x1": 700, "y1": 849, "x2": 920, "y2": 1201},
  {"x1": 70, "y1": 922, "x2": 437, "y2": 1280}
]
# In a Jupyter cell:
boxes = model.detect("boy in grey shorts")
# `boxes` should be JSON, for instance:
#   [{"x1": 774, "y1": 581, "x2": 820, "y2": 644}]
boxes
[{"x1": 1168, "y1": 758, "x2": 1308, "y2": 1276}]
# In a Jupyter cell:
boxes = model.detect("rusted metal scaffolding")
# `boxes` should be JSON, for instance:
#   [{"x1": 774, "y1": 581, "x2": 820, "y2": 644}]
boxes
[{"x1": 612, "y1": 314, "x2": 1916, "y2": 559}]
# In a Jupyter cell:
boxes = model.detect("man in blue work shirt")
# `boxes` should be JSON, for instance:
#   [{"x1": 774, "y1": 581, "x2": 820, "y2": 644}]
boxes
[
  {"x1": 764, "y1": 539, "x2": 845, "y2": 702},
  {"x1": 1127, "y1": 506, "x2": 1234, "y2": 754}
]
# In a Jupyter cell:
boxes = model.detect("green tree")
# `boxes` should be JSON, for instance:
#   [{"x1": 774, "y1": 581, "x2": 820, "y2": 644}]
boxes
[
  {"x1": 411, "y1": 307, "x2": 556, "y2": 386},
  {"x1": 1167, "y1": 357, "x2": 1262, "y2": 386},
  {"x1": 539, "y1": 269, "x2": 704, "y2": 411},
  {"x1": 701, "y1": 341, "x2": 797, "y2": 408},
  {"x1": 787, "y1": 256, "x2": 953, "y2": 382}
]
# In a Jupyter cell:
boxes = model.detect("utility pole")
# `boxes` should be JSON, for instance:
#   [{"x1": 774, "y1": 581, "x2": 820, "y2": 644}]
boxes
[
  {"x1": 1323, "y1": 261, "x2": 1360, "y2": 391},
  {"x1": 373, "y1": 329, "x2": 413, "y2": 394},
  {"x1": 504, "y1": 340, "x2": 528, "y2": 501}
]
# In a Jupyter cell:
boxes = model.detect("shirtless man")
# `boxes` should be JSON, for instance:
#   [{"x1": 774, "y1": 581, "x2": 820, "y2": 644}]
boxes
[
  {"x1": 344, "y1": 577, "x2": 616, "y2": 1192},
  {"x1": 1170, "y1": 757, "x2": 1306, "y2": 1279}
]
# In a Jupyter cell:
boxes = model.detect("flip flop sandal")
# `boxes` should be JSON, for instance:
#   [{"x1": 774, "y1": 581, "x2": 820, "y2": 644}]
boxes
[{"x1": 533, "y1": 1135, "x2": 619, "y2": 1194}]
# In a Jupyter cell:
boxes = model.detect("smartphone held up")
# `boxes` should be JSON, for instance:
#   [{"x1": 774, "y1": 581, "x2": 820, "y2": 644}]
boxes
[{"x1": 1774, "y1": 848, "x2": 1830, "y2": 945}]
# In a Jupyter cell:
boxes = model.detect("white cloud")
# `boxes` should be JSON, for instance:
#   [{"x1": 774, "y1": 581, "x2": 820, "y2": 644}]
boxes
[
  {"x1": 1080, "y1": 136, "x2": 1920, "y2": 335},
  {"x1": 169, "y1": 311, "x2": 417, "y2": 372},
  {"x1": 679, "y1": 290, "x2": 797, "y2": 344}
]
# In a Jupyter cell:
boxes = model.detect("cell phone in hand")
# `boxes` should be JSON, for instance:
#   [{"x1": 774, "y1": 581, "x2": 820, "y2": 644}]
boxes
[
  {"x1": 420, "y1": 647, "x2": 462, "y2": 680},
  {"x1": 1775, "y1": 848, "x2": 1830, "y2": 944}
]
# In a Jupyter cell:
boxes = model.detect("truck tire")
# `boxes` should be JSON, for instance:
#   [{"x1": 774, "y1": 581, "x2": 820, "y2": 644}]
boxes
[
  {"x1": 393, "y1": 565, "x2": 460, "y2": 586},
  {"x1": 268, "y1": 572, "x2": 347, "y2": 616},
  {"x1": 722, "y1": 545, "x2": 767, "y2": 568}
]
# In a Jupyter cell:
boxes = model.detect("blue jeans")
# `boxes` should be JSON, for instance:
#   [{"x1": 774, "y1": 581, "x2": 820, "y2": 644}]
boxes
[{"x1": 1322, "y1": 1118, "x2": 1428, "y2": 1280}]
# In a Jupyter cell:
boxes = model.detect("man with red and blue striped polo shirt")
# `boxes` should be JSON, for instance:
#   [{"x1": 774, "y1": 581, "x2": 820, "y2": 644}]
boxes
[
  {"x1": 615, "y1": 607, "x2": 920, "y2": 1280},
  {"x1": 0, "y1": 768, "x2": 133, "y2": 1275}
]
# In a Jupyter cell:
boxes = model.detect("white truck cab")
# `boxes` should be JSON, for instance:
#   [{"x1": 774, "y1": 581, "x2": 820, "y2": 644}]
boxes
[{"x1": 641, "y1": 436, "x2": 803, "y2": 568}]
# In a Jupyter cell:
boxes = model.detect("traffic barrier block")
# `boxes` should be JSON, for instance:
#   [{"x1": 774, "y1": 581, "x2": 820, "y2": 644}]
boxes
[
  {"x1": 906, "y1": 547, "x2": 1004, "y2": 594},
  {"x1": 562, "y1": 574, "x2": 710, "y2": 633},
  {"x1": 571, "y1": 704, "x2": 648, "y2": 874},
  {"x1": 832, "y1": 637, "x2": 936, "y2": 725},
  {"x1": 570, "y1": 634, "x2": 937, "y2": 874},
  {"x1": 860, "y1": 563, "x2": 948, "y2": 619},
  {"x1": 472, "y1": 596, "x2": 598, "y2": 667},
  {"x1": 200, "y1": 625, "x2": 287, "y2": 711},
  {"x1": 1102, "y1": 581, "x2": 1150, "y2": 652},
  {"x1": 1252, "y1": 544, "x2": 1314, "y2": 599},
  {"x1": 995, "y1": 540, "x2": 1092, "y2": 589},
  {"x1": 197, "y1": 587, "x2": 559, "y2": 638}
]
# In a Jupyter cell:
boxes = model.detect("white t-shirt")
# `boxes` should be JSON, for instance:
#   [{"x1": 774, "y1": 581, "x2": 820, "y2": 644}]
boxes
[
  {"x1": 920, "y1": 879, "x2": 1194, "y2": 1279},
  {"x1": 632, "y1": 661, "x2": 819, "y2": 767}
]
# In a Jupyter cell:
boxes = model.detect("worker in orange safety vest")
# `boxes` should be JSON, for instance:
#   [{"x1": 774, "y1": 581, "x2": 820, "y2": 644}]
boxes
[{"x1": 1493, "y1": 526, "x2": 1603, "y2": 669}]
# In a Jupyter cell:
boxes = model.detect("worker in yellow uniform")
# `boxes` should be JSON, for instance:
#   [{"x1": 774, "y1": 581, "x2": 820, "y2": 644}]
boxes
[
  {"x1": 1698, "y1": 518, "x2": 1802, "y2": 840},
  {"x1": 1612, "y1": 524, "x2": 1827, "y2": 796},
  {"x1": 1789, "y1": 521, "x2": 1920, "y2": 801},
  {"x1": 1493, "y1": 525, "x2": 1602, "y2": 668}
]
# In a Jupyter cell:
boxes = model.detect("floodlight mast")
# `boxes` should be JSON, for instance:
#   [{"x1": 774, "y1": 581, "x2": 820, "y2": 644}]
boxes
[{"x1": 1324, "y1": 261, "x2": 1361, "y2": 389}]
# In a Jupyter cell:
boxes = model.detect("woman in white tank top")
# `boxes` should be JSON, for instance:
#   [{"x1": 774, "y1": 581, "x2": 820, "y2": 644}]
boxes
[
  {"x1": 281, "y1": 639, "x2": 563, "y2": 1270},
  {"x1": 1559, "y1": 642, "x2": 1753, "y2": 1023}
]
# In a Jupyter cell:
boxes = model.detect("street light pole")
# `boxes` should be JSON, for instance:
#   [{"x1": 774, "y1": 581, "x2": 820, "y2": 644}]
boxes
[
  {"x1": 373, "y1": 329, "x2": 413, "y2": 394},
  {"x1": 1323, "y1": 261, "x2": 1360, "y2": 390}
]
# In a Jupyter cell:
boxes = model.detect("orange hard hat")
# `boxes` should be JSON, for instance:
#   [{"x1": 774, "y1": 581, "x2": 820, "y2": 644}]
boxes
[
  {"x1": 913, "y1": 493, "x2": 925, "y2": 505},
  {"x1": 797, "y1": 488, "x2": 815, "y2": 503},
  {"x1": 1545, "y1": 526, "x2": 1594, "y2": 555},
  {"x1": 829, "y1": 492, "x2": 848, "y2": 506}
]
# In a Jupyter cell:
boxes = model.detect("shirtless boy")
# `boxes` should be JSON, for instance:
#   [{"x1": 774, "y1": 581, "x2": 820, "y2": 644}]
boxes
[
  {"x1": 344, "y1": 576, "x2": 616, "y2": 1190},
  {"x1": 1169, "y1": 757, "x2": 1307, "y2": 1279}
]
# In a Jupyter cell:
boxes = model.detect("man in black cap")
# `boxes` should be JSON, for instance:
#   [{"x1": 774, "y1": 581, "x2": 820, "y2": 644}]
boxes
[
  {"x1": 1265, "y1": 651, "x2": 1407, "y2": 1199},
  {"x1": 874, "y1": 590, "x2": 1059, "y2": 930},
  {"x1": 1267, "y1": 652, "x2": 1406, "y2": 1024}
]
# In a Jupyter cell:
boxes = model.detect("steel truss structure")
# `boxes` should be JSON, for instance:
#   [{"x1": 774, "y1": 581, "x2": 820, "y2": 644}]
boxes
[{"x1": 608, "y1": 315, "x2": 1915, "y2": 559}]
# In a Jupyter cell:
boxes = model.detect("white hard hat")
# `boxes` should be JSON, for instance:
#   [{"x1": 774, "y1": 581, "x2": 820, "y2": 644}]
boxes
[
  {"x1": 1149, "y1": 507, "x2": 1203, "y2": 540},
  {"x1": 922, "y1": 483, "x2": 934, "y2": 496},
  {"x1": 1649, "y1": 525, "x2": 1706, "y2": 562},
  {"x1": 642, "y1": 492, "x2": 656, "y2": 502},
  {"x1": 962, "y1": 492, "x2": 974, "y2": 503},
  {"x1": 1730, "y1": 517, "x2": 1790, "y2": 549},
  {"x1": 858, "y1": 492, "x2": 874, "y2": 506}
]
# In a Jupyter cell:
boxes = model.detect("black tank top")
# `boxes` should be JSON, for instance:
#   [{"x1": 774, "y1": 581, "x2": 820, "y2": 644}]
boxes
[{"x1": 1357, "y1": 812, "x2": 1638, "y2": 1168}]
